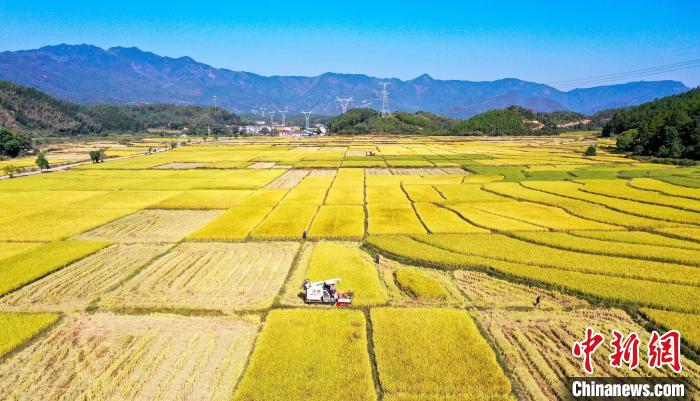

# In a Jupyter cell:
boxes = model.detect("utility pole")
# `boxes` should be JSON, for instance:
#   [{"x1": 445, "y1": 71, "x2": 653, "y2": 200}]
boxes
[
  {"x1": 269, "y1": 111, "x2": 276, "y2": 125},
  {"x1": 379, "y1": 82, "x2": 390, "y2": 117},
  {"x1": 335, "y1": 97, "x2": 353, "y2": 114},
  {"x1": 302, "y1": 111, "x2": 312, "y2": 130}
]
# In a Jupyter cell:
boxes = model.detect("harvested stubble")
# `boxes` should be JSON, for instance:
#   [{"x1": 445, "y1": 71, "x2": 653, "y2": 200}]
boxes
[
  {"x1": 78, "y1": 209, "x2": 223, "y2": 243},
  {"x1": 475, "y1": 308, "x2": 700, "y2": 401},
  {"x1": 413, "y1": 202, "x2": 488, "y2": 233},
  {"x1": 150, "y1": 190, "x2": 253, "y2": 209},
  {"x1": 187, "y1": 206, "x2": 271, "y2": 241},
  {"x1": 250, "y1": 205, "x2": 318, "y2": 240},
  {"x1": 453, "y1": 270, "x2": 586, "y2": 309},
  {"x1": 367, "y1": 204, "x2": 427, "y2": 235},
  {"x1": 0, "y1": 313, "x2": 258, "y2": 401},
  {"x1": 307, "y1": 205, "x2": 365, "y2": 239},
  {"x1": 371, "y1": 308, "x2": 513, "y2": 401},
  {"x1": 0, "y1": 244, "x2": 170, "y2": 311},
  {"x1": 641, "y1": 308, "x2": 700, "y2": 350},
  {"x1": 232, "y1": 309, "x2": 376, "y2": 401},
  {"x1": 103, "y1": 242, "x2": 297, "y2": 311},
  {"x1": 303, "y1": 242, "x2": 387, "y2": 305},
  {"x1": 265, "y1": 169, "x2": 309, "y2": 188},
  {"x1": 0, "y1": 240, "x2": 109, "y2": 297},
  {"x1": 0, "y1": 312, "x2": 59, "y2": 357}
]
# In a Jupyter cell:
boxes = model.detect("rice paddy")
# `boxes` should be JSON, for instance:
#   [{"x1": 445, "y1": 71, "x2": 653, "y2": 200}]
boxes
[{"x1": 2, "y1": 134, "x2": 699, "y2": 400}]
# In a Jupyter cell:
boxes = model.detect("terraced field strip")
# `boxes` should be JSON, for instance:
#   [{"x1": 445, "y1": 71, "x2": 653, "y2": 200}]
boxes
[
  {"x1": 307, "y1": 205, "x2": 365, "y2": 239},
  {"x1": 435, "y1": 183, "x2": 507, "y2": 203},
  {"x1": 483, "y1": 182, "x2": 677, "y2": 228},
  {"x1": 641, "y1": 308, "x2": 700, "y2": 350},
  {"x1": 447, "y1": 204, "x2": 546, "y2": 231},
  {"x1": 512, "y1": 231, "x2": 700, "y2": 266},
  {"x1": 0, "y1": 244, "x2": 170, "y2": 311},
  {"x1": 454, "y1": 270, "x2": 587, "y2": 310},
  {"x1": 371, "y1": 307, "x2": 513, "y2": 401},
  {"x1": 416, "y1": 233, "x2": 700, "y2": 286},
  {"x1": 475, "y1": 308, "x2": 700, "y2": 401},
  {"x1": 232, "y1": 309, "x2": 376, "y2": 401},
  {"x1": 577, "y1": 179, "x2": 700, "y2": 212},
  {"x1": 0, "y1": 240, "x2": 110, "y2": 297},
  {"x1": 376, "y1": 258, "x2": 464, "y2": 306},
  {"x1": 629, "y1": 177, "x2": 700, "y2": 200},
  {"x1": 568, "y1": 229, "x2": 700, "y2": 250},
  {"x1": 365, "y1": 235, "x2": 700, "y2": 312},
  {"x1": 655, "y1": 226, "x2": 700, "y2": 242},
  {"x1": 0, "y1": 312, "x2": 59, "y2": 357},
  {"x1": 0, "y1": 313, "x2": 257, "y2": 401},
  {"x1": 414, "y1": 202, "x2": 489, "y2": 233},
  {"x1": 187, "y1": 206, "x2": 272, "y2": 241},
  {"x1": 522, "y1": 181, "x2": 700, "y2": 225},
  {"x1": 367, "y1": 203, "x2": 427, "y2": 235},
  {"x1": 469, "y1": 201, "x2": 619, "y2": 230},
  {"x1": 77, "y1": 209, "x2": 223, "y2": 243},
  {"x1": 150, "y1": 190, "x2": 254, "y2": 209},
  {"x1": 102, "y1": 242, "x2": 297, "y2": 312}
]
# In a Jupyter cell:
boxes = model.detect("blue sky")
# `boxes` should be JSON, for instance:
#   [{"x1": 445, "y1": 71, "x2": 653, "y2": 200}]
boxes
[{"x1": 1, "y1": 1, "x2": 699, "y2": 89}]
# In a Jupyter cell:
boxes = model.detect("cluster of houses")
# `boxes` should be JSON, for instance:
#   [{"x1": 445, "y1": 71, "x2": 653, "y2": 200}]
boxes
[{"x1": 239, "y1": 121, "x2": 327, "y2": 137}]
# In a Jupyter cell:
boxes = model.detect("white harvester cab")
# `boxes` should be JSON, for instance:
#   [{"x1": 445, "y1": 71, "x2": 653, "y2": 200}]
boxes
[{"x1": 300, "y1": 278, "x2": 354, "y2": 307}]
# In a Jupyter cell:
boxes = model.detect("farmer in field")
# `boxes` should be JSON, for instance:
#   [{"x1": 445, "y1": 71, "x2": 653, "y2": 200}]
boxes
[{"x1": 533, "y1": 295, "x2": 543, "y2": 308}]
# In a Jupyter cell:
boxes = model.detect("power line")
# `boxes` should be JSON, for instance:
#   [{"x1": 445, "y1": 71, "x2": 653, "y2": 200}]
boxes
[{"x1": 548, "y1": 59, "x2": 700, "y2": 88}]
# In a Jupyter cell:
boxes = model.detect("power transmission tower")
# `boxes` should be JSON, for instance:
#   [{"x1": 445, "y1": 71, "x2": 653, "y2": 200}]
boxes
[
  {"x1": 280, "y1": 108, "x2": 288, "y2": 126},
  {"x1": 260, "y1": 107, "x2": 266, "y2": 117},
  {"x1": 302, "y1": 111, "x2": 312, "y2": 130},
  {"x1": 269, "y1": 111, "x2": 276, "y2": 125},
  {"x1": 335, "y1": 97, "x2": 353, "y2": 114},
  {"x1": 379, "y1": 82, "x2": 390, "y2": 117}
]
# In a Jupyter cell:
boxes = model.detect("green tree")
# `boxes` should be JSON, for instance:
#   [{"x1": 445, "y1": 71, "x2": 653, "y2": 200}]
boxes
[
  {"x1": 89, "y1": 150, "x2": 102, "y2": 163},
  {"x1": 0, "y1": 127, "x2": 32, "y2": 157},
  {"x1": 2, "y1": 164, "x2": 22, "y2": 178},
  {"x1": 585, "y1": 146, "x2": 597, "y2": 156},
  {"x1": 170, "y1": 141, "x2": 178, "y2": 149},
  {"x1": 35, "y1": 152, "x2": 50, "y2": 170}
]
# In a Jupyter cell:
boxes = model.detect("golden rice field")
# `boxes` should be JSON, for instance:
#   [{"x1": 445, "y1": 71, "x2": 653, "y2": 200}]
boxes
[{"x1": 1, "y1": 134, "x2": 699, "y2": 400}]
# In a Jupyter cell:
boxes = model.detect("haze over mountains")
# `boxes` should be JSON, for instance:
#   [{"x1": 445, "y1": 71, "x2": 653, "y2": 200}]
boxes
[{"x1": 0, "y1": 44, "x2": 690, "y2": 118}]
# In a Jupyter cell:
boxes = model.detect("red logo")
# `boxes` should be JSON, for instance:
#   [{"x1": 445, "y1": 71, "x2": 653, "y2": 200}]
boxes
[
  {"x1": 648, "y1": 330, "x2": 682, "y2": 373},
  {"x1": 572, "y1": 327, "x2": 605, "y2": 374}
]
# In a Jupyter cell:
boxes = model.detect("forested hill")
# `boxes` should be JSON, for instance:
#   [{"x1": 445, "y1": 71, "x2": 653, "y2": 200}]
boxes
[
  {"x1": 328, "y1": 106, "x2": 608, "y2": 135},
  {"x1": 0, "y1": 80, "x2": 241, "y2": 135},
  {"x1": 603, "y1": 88, "x2": 700, "y2": 159}
]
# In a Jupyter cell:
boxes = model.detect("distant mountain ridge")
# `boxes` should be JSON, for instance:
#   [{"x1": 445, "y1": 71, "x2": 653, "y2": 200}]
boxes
[{"x1": 0, "y1": 44, "x2": 690, "y2": 118}]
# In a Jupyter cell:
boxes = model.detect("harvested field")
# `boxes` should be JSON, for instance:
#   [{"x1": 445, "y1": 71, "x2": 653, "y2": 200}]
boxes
[
  {"x1": 265, "y1": 169, "x2": 309, "y2": 188},
  {"x1": 476, "y1": 308, "x2": 700, "y2": 401},
  {"x1": 371, "y1": 308, "x2": 513, "y2": 400},
  {"x1": 0, "y1": 244, "x2": 170, "y2": 311},
  {"x1": 103, "y1": 242, "x2": 297, "y2": 311},
  {"x1": 248, "y1": 162, "x2": 276, "y2": 168},
  {"x1": 77, "y1": 209, "x2": 223, "y2": 243},
  {"x1": 232, "y1": 309, "x2": 376, "y2": 401},
  {"x1": 0, "y1": 313, "x2": 258, "y2": 401},
  {"x1": 454, "y1": 270, "x2": 586, "y2": 309}
]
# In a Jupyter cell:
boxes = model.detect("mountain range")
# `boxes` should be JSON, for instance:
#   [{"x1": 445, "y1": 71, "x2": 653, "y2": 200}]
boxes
[{"x1": 0, "y1": 44, "x2": 691, "y2": 118}]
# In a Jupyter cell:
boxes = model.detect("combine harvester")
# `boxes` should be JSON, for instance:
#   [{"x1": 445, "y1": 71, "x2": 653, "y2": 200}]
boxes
[{"x1": 300, "y1": 278, "x2": 354, "y2": 307}]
